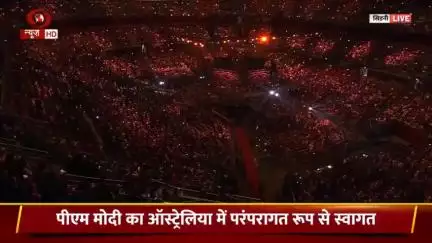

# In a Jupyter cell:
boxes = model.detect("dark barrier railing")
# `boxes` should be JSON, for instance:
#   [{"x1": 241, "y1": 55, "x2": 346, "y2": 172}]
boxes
[{"x1": 65, "y1": 173, "x2": 261, "y2": 202}]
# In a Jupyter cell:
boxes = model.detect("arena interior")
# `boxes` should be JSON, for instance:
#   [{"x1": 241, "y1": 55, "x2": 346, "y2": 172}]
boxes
[{"x1": 0, "y1": 0, "x2": 431, "y2": 202}]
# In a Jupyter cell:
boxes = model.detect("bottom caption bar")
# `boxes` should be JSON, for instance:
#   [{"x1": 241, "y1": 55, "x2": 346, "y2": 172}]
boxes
[{"x1": 17, "y1": 205, "x2": 416, "y2": 234}]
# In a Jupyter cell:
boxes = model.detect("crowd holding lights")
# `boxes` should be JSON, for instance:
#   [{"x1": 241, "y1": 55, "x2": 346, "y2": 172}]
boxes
[
  {"x1": 0, "y1": 0, "x2": 431, "y2": 202},
  {"x1": 384, "y1": 48, "x2": 423, "y2": 66},
  {"x1": 347, "y1": 41, "x2": 371, "y2": 60}
]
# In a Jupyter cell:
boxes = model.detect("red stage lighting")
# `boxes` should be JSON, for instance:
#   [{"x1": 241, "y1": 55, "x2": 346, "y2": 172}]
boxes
[{"x1": 259, "y1": 36, "x2": 269, "y2": 43}]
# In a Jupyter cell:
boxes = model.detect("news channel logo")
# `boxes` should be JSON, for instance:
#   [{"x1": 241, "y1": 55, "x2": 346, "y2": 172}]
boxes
[{"x1": 25, "y1": 8, "x2": 53, "y2": 29}]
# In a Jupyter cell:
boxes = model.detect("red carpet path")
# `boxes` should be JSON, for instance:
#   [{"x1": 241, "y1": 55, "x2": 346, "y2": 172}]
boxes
[{"x1": 233, "y1": 127, "x2": 260, "y2": 196}]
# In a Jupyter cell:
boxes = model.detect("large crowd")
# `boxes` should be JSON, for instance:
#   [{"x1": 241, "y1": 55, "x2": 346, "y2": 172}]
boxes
[{"x1": 0, "y1": 0, "x2": 431, "y2": 202}]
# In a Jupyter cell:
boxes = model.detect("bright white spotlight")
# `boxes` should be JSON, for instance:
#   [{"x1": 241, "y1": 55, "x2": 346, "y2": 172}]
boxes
[
  {"x1": 269, "y1": 90, "x2": 275, "y2": 95},
  {"x1": 308, "y1": 107, "x2": 313, "y2": 111},
  {"x1": 327, "y1": 165, "x2": 332, "y2": 169},
  {"x1": 159, "y1": 81, "x2": 165, "y2": 85},
  {"x1": 274, "y1": 92, "x2": 280, "y2": 97}
]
